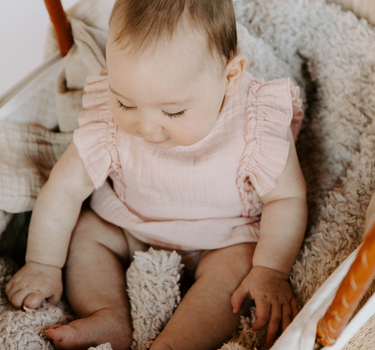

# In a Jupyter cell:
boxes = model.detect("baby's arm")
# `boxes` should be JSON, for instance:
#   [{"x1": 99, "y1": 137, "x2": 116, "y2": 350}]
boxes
[
  {"x1": 231, "y1": 127, "x2": 307, "y2": 345},
  {"x1": 6, "y1": 142, "x2": 94, "y2": 309}
]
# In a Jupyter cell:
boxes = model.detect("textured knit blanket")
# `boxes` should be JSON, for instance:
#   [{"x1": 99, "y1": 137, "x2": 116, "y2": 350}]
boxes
[{"x1": 1, "y1": 0, "x2": 375, "y2": 349}]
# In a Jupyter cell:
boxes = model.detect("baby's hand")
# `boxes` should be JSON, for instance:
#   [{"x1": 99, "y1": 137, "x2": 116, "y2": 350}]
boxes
[
  {"x1": 6, "y1": 261, "x2": 62, "y2": 309},
  {"x1": 231, "y1": 266, "x2": 298, "y2": 346}
]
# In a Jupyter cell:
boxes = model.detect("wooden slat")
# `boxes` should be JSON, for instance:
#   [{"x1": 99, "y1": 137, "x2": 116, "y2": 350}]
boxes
[
  {"x1": 44, "y1": 0, "x2": 74, "y2": 57},
  {"x1": 317, "y1": 224, "x2": 375, "y2": 346}
]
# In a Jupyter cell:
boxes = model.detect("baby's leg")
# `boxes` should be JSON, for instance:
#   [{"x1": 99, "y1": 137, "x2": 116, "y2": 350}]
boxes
[
  {"x1": 151, "y1": 243, "x2": 256, "y2": 350},
  {"x1": 46, "y1": 210, "x2": 141, "y2": 350}
]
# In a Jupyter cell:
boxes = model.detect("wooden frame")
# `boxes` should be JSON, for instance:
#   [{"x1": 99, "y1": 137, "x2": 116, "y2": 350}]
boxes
[
  {"x1": 317, "y1": 224, "x2": 375, "y2": 345},
  {"x1": 44, "y1": 0, "x2": 74, "y2": 57}
]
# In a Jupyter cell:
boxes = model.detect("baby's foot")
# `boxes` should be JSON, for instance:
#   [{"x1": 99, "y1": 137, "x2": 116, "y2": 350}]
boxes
[{"x1": 45, "y1": 308, "x2": 132, "y2": 350}]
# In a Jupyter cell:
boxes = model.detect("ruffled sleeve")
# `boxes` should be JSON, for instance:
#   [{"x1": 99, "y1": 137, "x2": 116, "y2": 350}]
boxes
[
  {"x1": 73, "y1": 75, "x2": 122, "y2": 190},
  {"x1": 237, "y1": 77, "x2": 303, "y2": 215}
]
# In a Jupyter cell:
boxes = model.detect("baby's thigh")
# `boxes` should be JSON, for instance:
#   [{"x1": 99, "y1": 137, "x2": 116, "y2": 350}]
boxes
[
  {"x1": 195, "y1": 243, "x2": 257, "y2": 291},
  {"x1": 69, "y1": 210, "x2": 131, "y2": 264}
]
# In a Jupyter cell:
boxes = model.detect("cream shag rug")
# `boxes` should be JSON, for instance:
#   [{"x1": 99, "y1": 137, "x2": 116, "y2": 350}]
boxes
[{"x1": 1, "y1": 0, "x2": 375, "y2": 349}]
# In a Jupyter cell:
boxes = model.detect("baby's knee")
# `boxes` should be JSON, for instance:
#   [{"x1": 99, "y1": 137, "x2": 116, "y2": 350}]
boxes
[
  {"x1": 70, "y1": 210, "x2": 122, "y2": 248},
  {"x1": 70, "y1": 210, "x2": 100, "y2": 242},
  {"x1": 150, "y1": 338, "x2": 175, "y2": 350},
  {"x1": 195, "y1": 243, "x2": 256, "y2": 287}
]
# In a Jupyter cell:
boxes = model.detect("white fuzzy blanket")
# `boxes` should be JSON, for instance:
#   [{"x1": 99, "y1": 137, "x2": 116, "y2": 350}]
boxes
[{"x1": 1, "y1": 0, "x2": 375, "y2": 349}]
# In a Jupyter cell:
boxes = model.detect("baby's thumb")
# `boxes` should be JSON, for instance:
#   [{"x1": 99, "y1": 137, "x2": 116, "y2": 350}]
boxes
[
  {"x1": 23, "y1": 292, "x2": 45, "y2": 309},
  {"x1": 231, "y1": 284, "x2": 248, "y2": 314}
]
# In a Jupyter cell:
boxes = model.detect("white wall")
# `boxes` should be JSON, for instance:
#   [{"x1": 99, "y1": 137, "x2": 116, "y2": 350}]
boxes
[{"x1": 0, "y1": 0, "x2": 80, "y2": 96}]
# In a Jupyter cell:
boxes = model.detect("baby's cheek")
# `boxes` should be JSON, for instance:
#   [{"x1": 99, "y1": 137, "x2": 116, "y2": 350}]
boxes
[
  {"x1": 113, "y1": 113, "x2": 136, "y2": 135},
  {"x1": 190, "y1": 115, "x2": 217, "y2": 143},
  {"x1": 172, "y1": 124, "x2": 211, "y2": 146}
]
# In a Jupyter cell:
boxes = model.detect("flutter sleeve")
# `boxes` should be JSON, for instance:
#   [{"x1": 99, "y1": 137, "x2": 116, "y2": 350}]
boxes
[
  {"x1": 73, "y1": 75, "x2": 121, "y2": 189},
  {"x1": 237, "y1": 77, "x2": 304, "y2": 214}
]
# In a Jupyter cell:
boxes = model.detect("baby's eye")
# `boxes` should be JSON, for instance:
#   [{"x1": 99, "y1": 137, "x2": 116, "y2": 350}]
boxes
[
  {"x1": 118, "y1": 101, "x2": 136, "y2": 111},
  {"x1": 163, "y1": 110, "x2": 186, "y2": 118}
]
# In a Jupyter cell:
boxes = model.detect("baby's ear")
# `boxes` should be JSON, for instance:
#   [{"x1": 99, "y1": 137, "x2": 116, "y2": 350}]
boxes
[{"x1": 224, "y1": 54, "x2": 248, "y2": 96}]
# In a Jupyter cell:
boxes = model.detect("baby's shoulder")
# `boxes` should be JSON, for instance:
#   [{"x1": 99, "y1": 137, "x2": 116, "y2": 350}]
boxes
[
  {"x1": 238, "y1": 71, "x2": 298, "y2": 99},
  {"x1": 82, "y1": 74, "x2": 110, "y2": 111},
  {"x1": 236, "y1": 72, "x2": 302, "y2": 132},
  {"x1": 76, "y1": 74, "x2": 112, "y2": 129}
]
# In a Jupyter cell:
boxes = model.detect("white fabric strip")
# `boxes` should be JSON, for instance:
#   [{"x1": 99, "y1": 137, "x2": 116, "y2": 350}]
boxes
[{"x1": 272, "y1": 246, "x2": 360, "y2": 350}]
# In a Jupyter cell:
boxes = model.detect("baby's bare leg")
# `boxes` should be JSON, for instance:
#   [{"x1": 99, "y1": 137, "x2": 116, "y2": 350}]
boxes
[
  {"x1": 45, "y1": 210, "x2": 135, "y2": 350},
  {"x1": 151, "y1": 243, "x2": 256, "y2": 350}
]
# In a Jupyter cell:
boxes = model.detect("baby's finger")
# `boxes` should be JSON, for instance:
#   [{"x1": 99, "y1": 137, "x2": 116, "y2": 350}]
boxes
[
  {"x1": 252, "y1": 299, "x2": 271, "y2": 332},
  {"x1": 9, "y1": 289, "x2": 31, "y2": 309},
  {"x1": 6, "y1": 284, "x2": 23, "y2": 306},
  {"x1": 290, "y1": 297, "x2": 299, "y2": 320},
  {"x1": 266, "y1": 303, "x2": 281, "y2": 346},
  {"x1": 281, "y1": 303, "x2": 292, "y2": 332},
  {"x1": 231, "y1": 284, "x2": 248, "y2": 314},
  {"x1": 5, "y1": 280, "x2": 14, "y2": 296},
  {"x1": 24, "y1": 292, "x2": 45, "y2": 309}
]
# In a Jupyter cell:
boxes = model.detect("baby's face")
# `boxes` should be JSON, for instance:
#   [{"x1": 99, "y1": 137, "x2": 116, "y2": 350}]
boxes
[{"x1": 107, "y1": 26, "x2": 228, "y2": 149}]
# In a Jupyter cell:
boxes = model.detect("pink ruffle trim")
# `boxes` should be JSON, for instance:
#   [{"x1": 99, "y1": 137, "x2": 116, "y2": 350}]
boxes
[
  {"x1": 237, "y1": 77, "x2": 303, "y2": 216},
  {"x1": 73, "y1": 75, "x2": 126, "y2": 200}
]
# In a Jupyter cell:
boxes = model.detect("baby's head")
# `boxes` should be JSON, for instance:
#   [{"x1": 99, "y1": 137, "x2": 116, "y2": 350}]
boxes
[{"x1": 106, "y1": 0, "x2": 247, "y2": 149}]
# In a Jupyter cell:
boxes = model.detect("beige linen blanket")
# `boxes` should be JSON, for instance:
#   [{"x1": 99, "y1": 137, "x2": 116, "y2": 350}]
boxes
[
  {"x1": 0, "y1": 12, "x2": 107, "y2": 225},
  {"x1": 0, "y1": 14, "x2": 108, "y2": 264}
]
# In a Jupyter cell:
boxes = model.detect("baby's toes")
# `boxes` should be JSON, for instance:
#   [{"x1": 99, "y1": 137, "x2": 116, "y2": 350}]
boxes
[{"x1": 23, "y1": 292, "x2": 45, "y2": 309}]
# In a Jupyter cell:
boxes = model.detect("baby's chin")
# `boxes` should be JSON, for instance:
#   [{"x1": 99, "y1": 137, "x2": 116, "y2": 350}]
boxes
[
  {"x1": 146, "y1": 137, "x2": 200, "y2": 149},
  {"x1": 146, "y1": 138, "x2": 179, "y2": 149},
  {"x1": 150, "y1": 142, "x2": 178, "y2": 149}
]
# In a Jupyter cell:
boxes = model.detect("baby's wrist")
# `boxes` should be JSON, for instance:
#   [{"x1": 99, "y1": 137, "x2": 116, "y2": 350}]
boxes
[
  {"x1": 252, "y1": 265, "x2": 289, "y2": 280},
  {"x1": 25, "y1": 259, "x2": 62, "y2": 271},
  {"x1": 26, "y1": 249, "x2": 65, "y2": 269}
]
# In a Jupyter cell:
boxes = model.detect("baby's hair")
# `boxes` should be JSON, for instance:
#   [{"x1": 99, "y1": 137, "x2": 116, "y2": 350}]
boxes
[{"x1": 109, "y1": 0, "x2": 237, "y2": 69}]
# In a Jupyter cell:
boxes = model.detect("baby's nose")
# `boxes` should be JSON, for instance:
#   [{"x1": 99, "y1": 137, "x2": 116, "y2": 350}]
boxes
[{"x1": 137, "y1": 115, "x2": 163, "y2": 136}]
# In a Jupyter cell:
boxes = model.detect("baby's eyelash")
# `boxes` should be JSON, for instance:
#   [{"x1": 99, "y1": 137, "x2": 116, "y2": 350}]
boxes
[
  {"x1": 118, "y1": 101, "x2": 136, "y2": 111},
  {"x1": 163, "y1": 110, "x2": 186, "y2": 118},
  {"x1": 118, "y1": 100, "x2": 185, "y2": 118}
]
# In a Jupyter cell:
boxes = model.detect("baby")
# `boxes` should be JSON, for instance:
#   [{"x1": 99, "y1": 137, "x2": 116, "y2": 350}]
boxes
[{"x1": 6, "y1": 0, "x2": 307, "y2": 349}]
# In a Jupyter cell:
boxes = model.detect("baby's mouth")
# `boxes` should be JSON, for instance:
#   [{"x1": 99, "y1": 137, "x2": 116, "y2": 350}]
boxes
[{"x1": 146, "y1": 138, "x2": 169, "y2": 144}]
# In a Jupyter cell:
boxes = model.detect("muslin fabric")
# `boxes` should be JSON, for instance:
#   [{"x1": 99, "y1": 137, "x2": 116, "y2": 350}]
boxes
[{"x1": 73, "y1": 71, "x2": 303, "y2": 250}]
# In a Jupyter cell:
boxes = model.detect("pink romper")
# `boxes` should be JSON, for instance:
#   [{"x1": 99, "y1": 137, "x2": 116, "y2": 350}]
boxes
[{"x1": 73, "y1": 71, "x2": 303, "y2": 252}]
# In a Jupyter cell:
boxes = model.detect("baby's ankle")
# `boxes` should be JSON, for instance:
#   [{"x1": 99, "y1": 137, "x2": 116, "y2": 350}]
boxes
[{"x1": 46, "y1": 308, "x2": 133, "y2": 350}]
